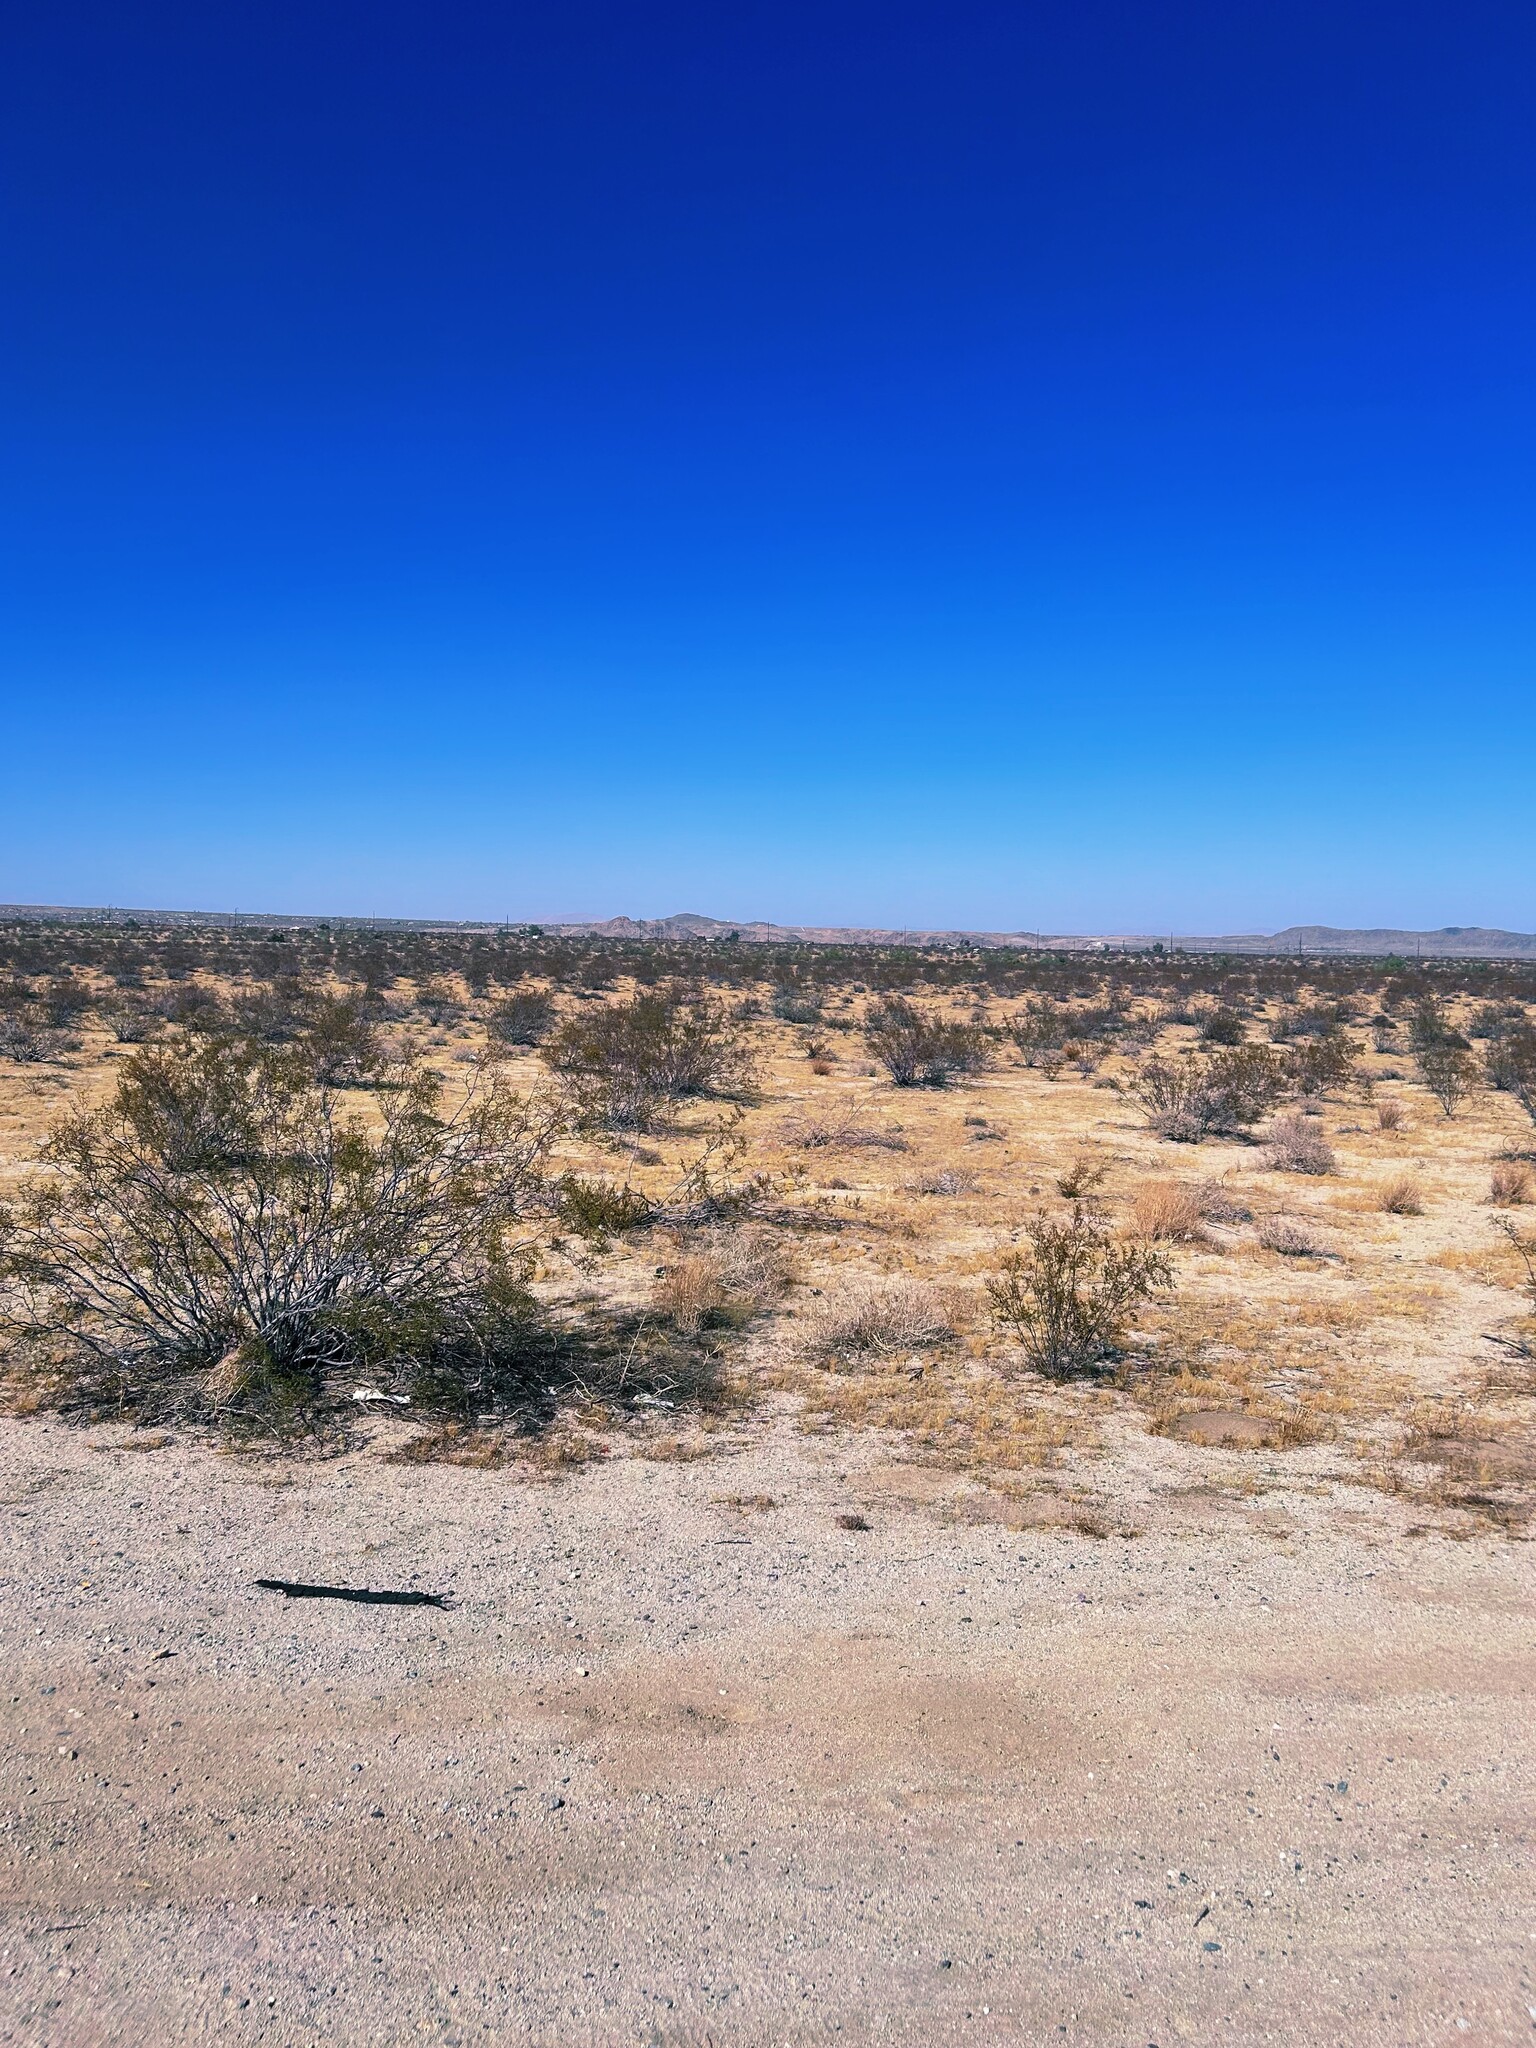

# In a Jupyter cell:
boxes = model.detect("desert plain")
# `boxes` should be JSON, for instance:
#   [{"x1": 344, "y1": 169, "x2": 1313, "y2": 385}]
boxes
[{"x1": 1, "y1": 934, "x2": 1533, "y2": 2045}]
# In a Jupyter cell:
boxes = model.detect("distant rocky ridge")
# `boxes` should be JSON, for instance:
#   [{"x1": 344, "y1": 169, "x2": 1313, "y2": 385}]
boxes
[
  {"x1": 3, "y1": 904, "x2": 1534, "y2": 957},
  {"x1": 552, "y1": 913, "x2": 1536, "y2": 958}
]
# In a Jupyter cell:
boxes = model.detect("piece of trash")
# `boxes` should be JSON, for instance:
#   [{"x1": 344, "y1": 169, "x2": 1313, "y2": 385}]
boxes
[
  {"x1": 255, "y1": 1579, "x2": 451, "y2": 1609},
  {"x1": 351, "y1": 1388, "x2": 411, "y2": 1405},
  {"x1": 632, "y1": 1393, "x2": 675, "y2": 1409},
  {"x1": 1202, "y1": 1940, "x2": 1221, "y2": 1952}
]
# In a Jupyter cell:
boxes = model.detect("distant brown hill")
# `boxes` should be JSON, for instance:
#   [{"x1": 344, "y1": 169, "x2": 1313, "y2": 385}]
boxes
[
  {"x1": 553, "y1": 913, "x2": 1536, "y2": 958},
  {"x1": 4, "y1": 904, "x2": 1534, "y2": 957}
]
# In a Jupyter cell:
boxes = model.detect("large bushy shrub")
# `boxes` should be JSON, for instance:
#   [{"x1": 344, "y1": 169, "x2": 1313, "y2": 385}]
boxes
[
  {"x1": 987, "y1": 1204, "x2": 1173, "y2": 1375},
  {"x1": 543, "y1": 983, "x2": 756, "y2": 1128},
  {"x1": 0, "y1": 1035, "x2": 555, "y2": 1417},
  {"x1": 864, "y1": 998, "x2": 992, "y2": 1088},
  {"x1": 1134, "y1": 1045, "x2": 1286, "y2": 1141}
]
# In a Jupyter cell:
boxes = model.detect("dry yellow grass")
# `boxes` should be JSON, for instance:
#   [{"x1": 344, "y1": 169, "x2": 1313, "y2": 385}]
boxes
[
  {"x1": 1375, "y1": 1170, "x2": 1426, "y2": 1214},
  {"x1": 1131, "y1": 1178, "x2": 1209, "y2": 1241}
]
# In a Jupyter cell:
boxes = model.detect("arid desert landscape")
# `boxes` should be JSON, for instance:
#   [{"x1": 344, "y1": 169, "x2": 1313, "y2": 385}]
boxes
[{"x1": 2, "y1": 919, "x2": 1534, "y2": 2044}]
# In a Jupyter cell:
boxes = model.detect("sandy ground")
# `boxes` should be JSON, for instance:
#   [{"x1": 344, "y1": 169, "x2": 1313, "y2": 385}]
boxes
[{"x1": 2, "y1": 1412, "x2": 1533, "y2": 2048}]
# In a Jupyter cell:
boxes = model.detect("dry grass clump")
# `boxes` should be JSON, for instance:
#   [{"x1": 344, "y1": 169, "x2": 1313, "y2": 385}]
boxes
[
  {"x1": 387, "y1": 1424, "x2": 515, "y2": 1468},
  {"x1": 1194, "y1": 1179, "x2": 1252, "y2": 1223},
  {"x1": 1376, "y1": 1171, "x2": 1425, "y2": 1216},
  {"x1": 652, "y1": 1227, "x2": 791, "y2": 1337},
  {"x1": 793, "y1": 1354, "x2": 1087, "y2": 1471},
  {"x1": 1131, "y1": 1179, "x2": 1210, "y2": 1242},
  {"x1": 799, "y1": 1275, "x2": 951, "y2": 1362},
  {"x1": 1376, "y1": 1098, "x2": 1406, "y2": 1132},
  {"x1": 1264, "y1": 1112, "x2": 1336, "y2": 1175},
  {"x1": 908, "y1": 1166, "x2": 978, "y2": 1196},
  {"x1": 1489, "y1": 1159, "x2": 1534, "y2": 1207},
  {"x1": 778, "y1": 1113, "x2": 908, "y2": 1152},
  {"x1": 1257, "y1": 1215, "x2": 1324, "y2": 1257}
]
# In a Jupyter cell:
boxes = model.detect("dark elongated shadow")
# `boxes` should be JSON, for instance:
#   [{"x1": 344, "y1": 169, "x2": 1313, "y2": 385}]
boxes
[{"x1": 255, "y1": 1578, "x2": 451, "y2": 1608}]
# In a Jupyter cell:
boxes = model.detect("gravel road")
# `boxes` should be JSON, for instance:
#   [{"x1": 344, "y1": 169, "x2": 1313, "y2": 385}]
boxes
[{"x1": 2, "y1": 1415, "x2": 1533, "y2": 2045}]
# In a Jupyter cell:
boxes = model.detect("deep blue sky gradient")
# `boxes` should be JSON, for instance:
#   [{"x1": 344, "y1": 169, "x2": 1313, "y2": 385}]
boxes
[{"x1": 3, "y1": 1, "x2": 1533, "y2": 929}]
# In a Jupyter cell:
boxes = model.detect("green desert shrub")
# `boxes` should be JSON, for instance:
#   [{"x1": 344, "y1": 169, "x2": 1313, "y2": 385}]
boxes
[
  {"x1": 987, "y1": 1204, "x2": 1173, "y2": 1376},
  {"x1": 864, "y1": 998, "x2": 993, "y2": 1087},
  {"x1": 1415, "y1": 1037, "x2": 1479, "y2": 1118},
  {"x1": 487, "y1": 988, "x2": 556, "y2": 1047},
  {"x1": 543, "y1": 983, "x2": 757, "y2": 1129},
  {"x1": 1283, "y1": 1034, "x2": 1360, "y2": 1098},
  {"x1": 555, "y1": 1174, "x2": 654, "y2": 1241},
  {"x1": 1134, "y1": 1045, "x2": 1286, "y2": 1141},
  {"x1": 0, "y1": 1034, "x2": 555, "y2": 1419}
]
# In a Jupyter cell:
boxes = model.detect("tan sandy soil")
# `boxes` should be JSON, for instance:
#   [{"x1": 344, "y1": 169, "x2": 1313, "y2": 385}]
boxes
[{"x1": 2, "y1": 1413, "x2": 1534, "y2": 2046}]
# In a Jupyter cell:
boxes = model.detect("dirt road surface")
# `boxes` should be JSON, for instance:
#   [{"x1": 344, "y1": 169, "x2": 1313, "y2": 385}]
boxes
[{"x1": 2, "y1": 1416, "x2": 1533, "y2": 2046}]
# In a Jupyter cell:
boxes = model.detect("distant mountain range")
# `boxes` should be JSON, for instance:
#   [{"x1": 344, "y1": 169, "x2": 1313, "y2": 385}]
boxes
[
  {"x1": 552, "y1": 914, "x2": 1536, "y2": 958},
  {"x1": 4, "y1": 904, "x2": 1535, "y2": 957}
]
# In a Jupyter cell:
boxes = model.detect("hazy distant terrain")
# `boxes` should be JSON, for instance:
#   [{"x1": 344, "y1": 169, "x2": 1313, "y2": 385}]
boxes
[
  {"x1": 5, "y1": 903, "x2": 1536, "y2": 955},
  {"x1": 560, "y1": 914, "x2": 1536, "y2": 957}
]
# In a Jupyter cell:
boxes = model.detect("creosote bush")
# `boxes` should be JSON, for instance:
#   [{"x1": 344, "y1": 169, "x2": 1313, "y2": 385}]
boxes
[
  {"x1": 1489, "y1": 1026, "x2": 1536, "y2": 1129},
  {"x1": 1134, "y1": 1046, "x2": 1285, "y2": 1142},
  {"x1": 1198, "y1": 1006, "x2": 1247, "y2": 1045},
  {"x1": 1416, "y1": 1038, "x2": 1479, "y2": 1119},
  {"x1": 543, "y1": 982, "x2": 756, "y2": 1129},
  {"x1": 555, "y1": 1174, "x2": 653, "y2": 1241},
  {"x1": 0, "y1": 1034, "x2": 556, "y2": 1420},
  {"x1": 487, "y1": 988, "x2": 556, "y2": 1047},
  {"x1": 987, "y1": 1203, "x2": 1173, "y2": 1376},
  {"x1": 771, "y1": 986, "x2": 823, "y2": 1025},
  {"x1": 863, "y1": 998, "x2": 992, "y2": 1088},
  {"x1": 0, "y1": 1012, "x2": 74, "y2": 1064},
  {"x1": 1283, "y1": 1035, "x2": 1360, "y2": 1098},
  {"x1": 1493, "y1": 1216, "x2": 1536, "y2": 1317},
  {"x1": 1264, "y1": 1113, "x2": 1336, "y2": 1176},
  {"x1": 302, "y1": 994, "x2": 382, "y2": 1087}
]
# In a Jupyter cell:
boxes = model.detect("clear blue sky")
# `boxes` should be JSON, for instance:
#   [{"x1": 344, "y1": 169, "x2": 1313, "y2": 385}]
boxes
[{"x1": 2, "y1": 1, "x2": 1533, "y2": 932}]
